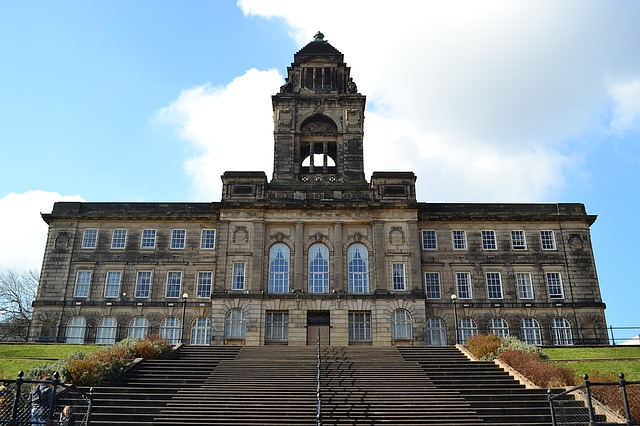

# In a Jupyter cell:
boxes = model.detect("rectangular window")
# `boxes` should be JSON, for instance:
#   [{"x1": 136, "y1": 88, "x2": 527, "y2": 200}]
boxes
[
  {"x1": 111, "y1": 229, "x2": 127, "y2": 249},
  {"x1": 546, "y1": 272, "x2": 564, "y2": 299},
  {"x1": 392, "y1": 263, "x2": 406, "y2": 291},
  {"x1": 348, "y1": 311, "x2": 372, "y2": 342},
  {"x1": 486, "y1": 272, "x2": 503, "y2": 299},
  {"x1": 424, "y1": 272, "x2": 441, "y2": 299},
  {"x1": 511, "y1": 230, "x2": 527, "y2": 250},
  {"x1": 516, "y1": 272, "x2": 534, "y2": 299},
  {"x1": 104, "y1": 271, "x2": 122, "y2": 298},
  {"x1": 141, "y1": 229, "x2": 157, "y2": 249},
  {"x1": 452, "y1": 230, "x2": 467, "y2": 250},
  {"x1": 135, "y1": 271, "x2": 152, "y2": 298},
  {"x1": 166, "y1": 271, "x2": 182, "y2": 298},
  {"x1": 232, "y1": 262, "x2": 246, "y2": 290},
  {"x1": 200, "y1": 229, "x2": 216, "y2": 249},
  {"x1": 422, "y1": 230, "x2": 437, "y2": 250},
  {"x1": 197, "y1": 271, "x2": 213, "y2": 298},
  {"x1": 456, "y1": 272, "x2": 472, "y2": 299},
  {"x1": 74, "y1": 271, "x2": 92, "y2": 297},
  {"x1": 540, "y1": 230, "x2": 556, "y2": 250},
  {"x1": 81, "y1": 229, "x2": 98, "y2": 249},
  {"x1": 171, "y1": 229, "x2": 186, "y2": 249},
  {"x1": 481, "y1": 230, "x2": 497, "y2": 250},
  {"x1": 265, "y1": 311, "x2": 289, "y2": 342}
]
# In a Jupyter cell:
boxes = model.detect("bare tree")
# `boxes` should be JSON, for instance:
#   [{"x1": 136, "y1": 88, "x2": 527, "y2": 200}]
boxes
[{"x1": 0, "y1": 269, "x2": 39, "y2": 341}]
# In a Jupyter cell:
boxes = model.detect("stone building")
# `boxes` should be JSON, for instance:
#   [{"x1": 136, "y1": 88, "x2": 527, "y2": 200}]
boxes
[{"x1": 30, "y1": 33, "x2": 608, "y2": 347}]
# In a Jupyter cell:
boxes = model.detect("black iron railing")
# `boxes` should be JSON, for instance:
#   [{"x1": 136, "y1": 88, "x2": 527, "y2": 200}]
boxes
[
  {"x1": 0, "y1": 371, "x2": 92, "y2": 425},
  {"x1": 549, "y1": 373, "x2": 639, "y2": 425},
  {"x1": 316, "y1": 325, "x2": 322, "y2": 426}
]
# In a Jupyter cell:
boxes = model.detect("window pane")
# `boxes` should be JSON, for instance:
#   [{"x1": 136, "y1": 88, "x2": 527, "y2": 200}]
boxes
[
  {"x1": 166, "y1": 271, "x2": 182, "y2": 298},
  {"x1": 452, "y1": 230, "x2": 467, "y2": 250},
  {"x1": 265, "y1": 311, "x2": 289, "y2": 342},
  {"x1": 141, "y1": 229, "x2": 156, "y2": 248},
  {"x1": 425, "y1": 272, "x2": 441, "y2": 299},
  {"x1": 308, "y1": 244, "x2": 329, "y2": 293},
  {"x1": 391, "y1": 309, "x2": 412, "y2": 340},
  {"x1": 540, "y1": 230, "x2": 556, "y2": 250},
  {"x1": 516, "y1": 272, "x2": 534, "y2": 299},
  {"x1": 489, "y1": 318, "x2": 509, "y2": 338},
  {"x1": 171, "y1": 229, "x2": 186, "y2": 249},
  {"x1": 456, "y1": 272, "x2": 472, "y2": 299},
  {"x1": 269, "y1": 244, "x2": 290, "y2": 293},
  {"x1": 104, "y1": 271, "x2": 121, "y2": 298},
  {"x1": 135, "y1": 271, "x2": 152, "y2": 298},
  {"x1": 81, "y1": 229, "x2": 98, "y2": 249},
  {"x1": 426, "y1": 318, "x2": 447, "y2": 346},
  {"x1": 546, "y1": 272, "x2": 564, "y2": 299},
  {"x1": 128, "y1": 317, "x2": 149, "y2": 339},
  {"x1": 392, "y1": 263, "x2": 406, "y2": 291},
  {"x1": 486, "y1": 272, "x2": 503, "y2": 299},
  {"x1": 160, "y1": 317, "x2": 181, "y2": 345},
  {"x1": 191, "y1": 317, "x2": 212, "y2": 345},
  {"x1": 348, "y1": 312, "x2": 371, "y2": 342},
  {"x1": 96, "y1": 317, "x2": 117, "y2": 344},
  {"x1": 520, "y1": 318, "x2": 541, "y2": 345},
  {"x1": 66, "y1": 316, "x2": 86, "y2": 344},
  {"x1": 511, "y1": 230, "x2": 527, "y2": 250},
  {"x1": 111, "y1": 229, "x2": 127, "y2": 249},
  {"x1": 225, "y1": 309, "x2": 246, "y2": 338},
  {"x1": 552, "y1": 318, "x2": 573, "y2": 346},
  {"x1": 74, "y1": 271, "x2": 92, "y2": 297},
  {"x1": 197, "y1": 271, "x2": 212, "y2": 298},
  {"x1": 422, "y1": 230, "x2": 437, "y2": 250},
  {"x1": 481, "y1": 230, "x2": 496, "y2": 250},
  {"x1": 348, "y1": 244, "x2": 369, "y2": 293},
  {"x1": 232, "y1": 262, "x2": 246, "y2": 290},
  {"x1": 201, "y1": 229, "x2": 216, "y2": 249}
]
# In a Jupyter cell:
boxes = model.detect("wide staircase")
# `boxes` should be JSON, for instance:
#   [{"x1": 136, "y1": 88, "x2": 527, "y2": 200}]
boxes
[{"x1": 88, "y1": 345, "x2": 600, "y2": 425}]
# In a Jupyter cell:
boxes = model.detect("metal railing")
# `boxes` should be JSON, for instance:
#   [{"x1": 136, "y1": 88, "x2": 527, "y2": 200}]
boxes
[
  {"x1": 316, "y1": 325, "x2": 322, "y2": 426},
  {"x1": 0, "y1": 371, "x2": 92, "y2": 426},
  {"x1": 609, "y1": 326, "x2": 640, "y2": 346},
  {"x1": 549, "y1": 373, "x2": 640, "y2": 425}
]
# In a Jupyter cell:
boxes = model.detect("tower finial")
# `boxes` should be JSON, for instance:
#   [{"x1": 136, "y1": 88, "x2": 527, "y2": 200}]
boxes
[{"x1": 314, "y1": 31, "x2": 325, "y2": 42}]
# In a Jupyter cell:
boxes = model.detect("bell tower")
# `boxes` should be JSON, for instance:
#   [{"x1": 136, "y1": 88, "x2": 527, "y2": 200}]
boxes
[{"x1": 271, "y1": 32, "x2": 367, "y2": 189}]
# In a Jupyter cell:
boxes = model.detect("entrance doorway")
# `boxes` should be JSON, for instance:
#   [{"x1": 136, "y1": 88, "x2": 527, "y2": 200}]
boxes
[{"x1": 307, "y1": 311, "x2": 330, "y2": 345}]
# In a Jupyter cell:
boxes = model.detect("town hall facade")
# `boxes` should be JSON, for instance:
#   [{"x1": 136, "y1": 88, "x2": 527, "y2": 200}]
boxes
[{"x1": 30, "y1": 34, "x2": 608, "y2": 347}]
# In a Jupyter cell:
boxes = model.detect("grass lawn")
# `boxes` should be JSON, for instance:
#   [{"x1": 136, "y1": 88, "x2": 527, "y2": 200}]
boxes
[
  {"x1": 545, "y1": 346, "x2": 640, "y2": 381},
  {"x1": 0, "y1": 344, "x2": 102, "y2": 379}
]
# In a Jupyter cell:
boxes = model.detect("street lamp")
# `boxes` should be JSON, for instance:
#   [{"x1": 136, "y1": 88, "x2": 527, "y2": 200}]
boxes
[
  {"x1": 181, "y1": 292, "x2": 188, "y2": 344},
  {"x1": 451, "y1": 294, "x2": 459, "y2": 345}
]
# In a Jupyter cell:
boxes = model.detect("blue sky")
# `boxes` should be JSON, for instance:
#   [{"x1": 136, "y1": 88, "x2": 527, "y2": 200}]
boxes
[{"x1": 1, "y1": 1, "x2": 639, "y2": 336}]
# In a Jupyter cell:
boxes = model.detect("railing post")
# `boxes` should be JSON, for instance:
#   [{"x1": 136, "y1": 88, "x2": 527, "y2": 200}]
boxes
[
  {"x1": 316, "y1": 325, "x2": 322, "y2": 426},
  {"x1": 548, "y1": 389, "x2": 557, "y2": 426},
  {"x1": 609, "y1": 325, "x2": 616, "y2": 345},
  {"x1": 10, "y1": 371, "x2": 24, "y2": 426},
  {"x1": 87, "y1": 387, "x2": 94, "y2": 426},
  {"x1": 582, "y1": 374, "x2": 597, "y2": 426},
  {"x1": 618, "y1": 373, "x2": 633, "y2": 426}
]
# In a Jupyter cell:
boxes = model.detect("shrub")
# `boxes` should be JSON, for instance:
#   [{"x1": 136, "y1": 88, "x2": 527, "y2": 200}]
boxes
[
  {"x1": 466, "y1": 334, "x2": 502, "y2": 360},
  {"x1": 586, "y1": 371, "x2": 640, "y2": 423},
  {"x1": 499, "y1": 349, "x2": 575, "y2": 388}
]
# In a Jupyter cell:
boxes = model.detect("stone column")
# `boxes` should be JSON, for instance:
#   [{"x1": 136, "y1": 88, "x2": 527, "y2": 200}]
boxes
[
  {"x1": 372, "y1": 220, "x2": 387, "y2": 291},
  {"x1": 333, "y1": 222, "x2": 344, "y2": 292},
  {"x1": 294, "y1": 222, "x2": 304, "y2": 291}
]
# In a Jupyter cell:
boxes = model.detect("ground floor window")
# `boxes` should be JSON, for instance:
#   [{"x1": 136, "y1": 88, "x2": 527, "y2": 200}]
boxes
[
  {"x1": 225, "y1": 309, "x2": 246, "y2": 339},
  {"x1": 96, "y1": 316, "x2": 117, "y2": 344},
  {"x1": 390, "y1": 309, "x2": 412, "y2": 340},
  {"x1": 488, "y1": 317, "x2": 509, "y2": 338},
  {"x1": 348, "y1": 311, "x2": 371, "y2": 343},
  {"x1": 459, "y1": 317, "x2": 478, "y2": 345},
  {"x1": 551, "y1": 317, "x2": 573, "y2": 346},
  {"x1": 191, "y1": 317, "x2": 212, "y2": 345},
  {"x1": 160, "y1": 316, "x2": 181, "y2": 345},
  {"x1": 265, "y1": 311, "x2": 289, "y2": 343},
  {"x1": 426, "y1": 317, "x2": 447, "y2": 346},
  {"x1": 66, "y1": 316, "x2": 86, "y2": 344},
  {"x1": 520, "y1": 317, "x2": 542, "y2": 345},
  {"x1": 128, "y1": 316, "x2": 149, "y2": 339}
]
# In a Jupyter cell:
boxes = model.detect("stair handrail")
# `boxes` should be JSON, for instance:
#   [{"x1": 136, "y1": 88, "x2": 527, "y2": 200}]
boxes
[{"x1": 316, "y1": 326, "x2": 322, "y2": 426}]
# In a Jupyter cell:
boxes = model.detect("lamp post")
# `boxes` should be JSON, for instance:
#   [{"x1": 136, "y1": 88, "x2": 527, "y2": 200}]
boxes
[
  {"x1": 451, "y1": 294, "x2": 459, "y2": 345},
  {"x1": 181, "y1": 292, "x2": 188, "y2": 344}
]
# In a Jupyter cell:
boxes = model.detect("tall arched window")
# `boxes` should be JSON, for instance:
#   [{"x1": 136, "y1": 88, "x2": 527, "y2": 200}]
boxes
[
  {"x1": 268, "y1": 243, "x2": 290, "y2": 293},
  {"x1": 308, "y1": 243, "x2": 329, "y2": 293},
  {"x1": 191, "y1": 317, "x2": 212, "y2": 345},
  {"x1": 225, "y1": 309, "x2": 246, "y2": 338},
  {"x1": 459, "y1": 317, "x2": 478, "y2": 345},
  {"x1": 391, "y1": 309, "x2": 412, "y2": 340},
  {"x1": 488, "y1": 317, "x2": 510, "y2": 338},
  {"x1": 96, "y1": 316, "x2": 117, "y2": 344},
  {"x1": 128, "y1": 316, "x2": 149, "y2": 339},
  {"x1": 160, "y1": 316, "x2": 181, "y2": 345},
  {"x1": 66, "y1": 316, "x2": 86, "y2": 344},
  {"x1": 551, "y1": 317, "x2": 573, "y2": 346},
  {"x1": 347, "y1": 244, "x2": 369, "y2": 293},
  {"x1": 520, "y1": 317, "x2": 542, "y2": 346},
  {"x1": 426, "y1": 317, "x2": 447, "y2": 346}
]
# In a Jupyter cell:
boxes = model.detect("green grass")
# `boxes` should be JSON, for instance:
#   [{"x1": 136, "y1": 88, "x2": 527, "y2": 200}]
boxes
[
  {"x1": 0, "y1": 344, "x2": 102, "y2": 379},
  {"x1": 545, "y1": 346, "x2": 640, "y2": 381}
]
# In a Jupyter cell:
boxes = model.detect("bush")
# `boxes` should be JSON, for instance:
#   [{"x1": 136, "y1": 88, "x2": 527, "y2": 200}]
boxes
[
  {"x1": 499, "y1": 349, "x2": 575, "y2": 388},
  {"x1": 586, "y1": 371, "x2": 640, "y2": 423},
  {"x1": 466, "y1": 334, "x2": 502, "y2": 360}
]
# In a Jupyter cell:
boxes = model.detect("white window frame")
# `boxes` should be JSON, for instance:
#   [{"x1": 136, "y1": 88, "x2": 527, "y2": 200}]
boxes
[
  {"x1": 200, "y1": 229, "x2": 216, "y2": 249},
  {"x1": 481, "y1": 230, "x2": 497, "y2": 250},
  {"x1": 81, "y1": 228, "x2": 98, "y2": 249},
  {"x1": 308, "y1": 243, "x2": 329, "y2": 293},
  {"x1": 128, "y1": 316, "x2": 149, "y2": 339},
  {"x1": 488, "y1": 317, "x2": 510, "y2": 338},
  {"x1": 459, "y1": 317, "x2": 478, "y2": 345},
  {"x1": 511, "y1": 230, "x2": 527, "y2": 250},
  {"x1": 546, "y1": 272, "x2": 565, "y2": 299},
  {"x1": 66, "y1": 316, "x2": 86, "y2": 344},
  {"x1": 520, "y1": 317, "x2": 542, "y2": 346},
  {"x1": 160, "y1": 316, "x2": 181, "y2": 345},
  {"x1": 225, "y1": 309, "x2": 246, "y2": 338},
  {"x1": 516, "y1": 272, "x2": 534, "y2": 299},
  {"x1": 191, "y1": 317, "x2": 212, "y2": 345},
  {"x1": 96, "y1": 316, "x2": 117, "y2": 344},
  {"x1": 391, "y1": 262, "x2": 406, "y2": 291},
  {"x1": 551, "y1": 317, "x2": 573, "y2": 346},
  {"x1": 486, "y1": 272, "x2": 503, "y2": 299},
  {"x1": 141, "y1": 229, "x2": 157, "y2": 249},
  {"x1": 269, "y1": 244, "x2": 290, "y2": 293},
  {"x1": 424, "y1": 272, "x2": 441, "y2": 299},
  {"x1": 348, "y1": 244, "x2": 369, "y2": 293},
  {"x1": 135, "y1": 271, "x2": 152, "y2": 298},
  {"x1": 422, "y1": 230, "x2": 437, "y2": 250},
  {"x1": 540, "y1": 230, "x2": 557, "y2": 250},
  {"x1": 348, "y1": 311, "x2": 372, "y2": 342},
  {"x1": 455, "y1": 272, "x2": 472, "y2": 299},
  {"x1": 111, "y1": 229, "x2": 127, "y2": 250},
  {"x1": 426, "y1": 317, "x2": 447, "y2": 346},
  {"x1": 196, "y1": 271, "x2": 213, "y2": 298},
  {"x1": 170, "y1": 229, "x2": 186, "y2": 249},
  {"x1": 74, "y1": 271, "x2": 92, "y2": 298},
  {"x1": 104, "y1": 271, "x2": 122, "y2": 298},
  {"x1": 232, "y1": 262, "x2": 246, "y2": 291},
  {"x1": 391, "y1": 309, "x2": 412, "y2": 340},
  {"x1": 452, "y1": 230, "x2": 467, "y2": 250},
  {"x1": 166, "y1": 271, "x2": 183, "y2": 298}
]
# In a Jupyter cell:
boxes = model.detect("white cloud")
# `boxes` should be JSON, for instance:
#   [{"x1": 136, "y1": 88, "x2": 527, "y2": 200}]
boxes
[
  {"x1": 155, "y1": 69, "x2": 282, "y2": 200},
  {"x1": 609, "y1": 78, "x2": 640, "y2": 134},
  {"x1": 0, "y1": 191, "x2": 84, "y2": 272}
]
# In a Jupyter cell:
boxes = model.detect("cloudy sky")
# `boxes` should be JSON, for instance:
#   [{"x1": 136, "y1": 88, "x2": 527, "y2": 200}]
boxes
[{"x1": 1, "y1": 1, "x2": 639, "y2": 336}]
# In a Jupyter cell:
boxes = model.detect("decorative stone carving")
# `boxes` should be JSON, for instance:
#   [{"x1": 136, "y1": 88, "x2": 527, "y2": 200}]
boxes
[
  {"x1": 233, "y1": 226, "x2": 249, "y2": 244},
  {"x1": 278, "y1": 108, "x2": 292, "y2": 126},
  {"x1": 54, "y1": 231, "x2": 70, "y2": 250},
  {"x1": 569, "y1": 233, "x2": 584, "y2": 251},
  {"x1": 389, "y1": 226, "x2": 405, "y2": 245}
]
